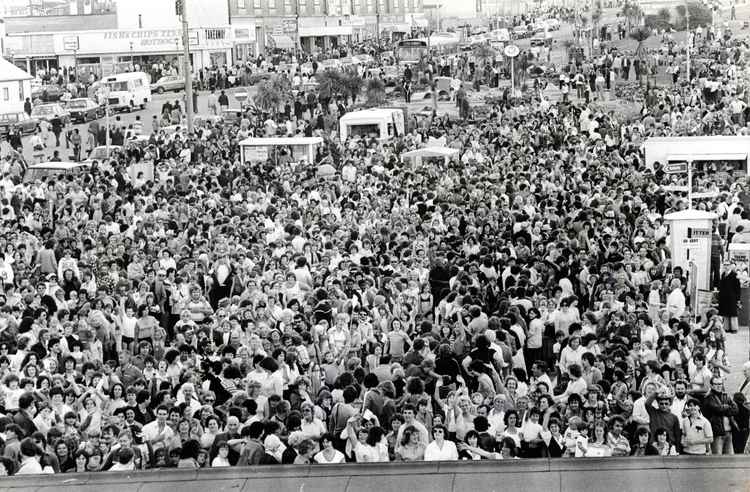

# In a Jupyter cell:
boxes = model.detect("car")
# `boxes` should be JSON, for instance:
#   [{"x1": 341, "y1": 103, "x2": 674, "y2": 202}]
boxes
[
  {"x1": 530, "y1": 35, "x2": 552, "y2": 47},
  {"x1": 66, "y1": 98, "x2": 104, "y2": 123},
  {"x1": 23, "y1": 161, "x2": 91, "y2": 183},
  {"x1": 513, "y1": 26, "x2": 529, "y2": 39},
  {"x1": 84, "y1": 145, "x2": 122, "y2": 163},
  {"x1": 31, "y1": 103, "x2": 71, "y2": 125},
  {"x1": 0, "y1": 112, "x2": 40, "y2": 137},
  {"x1": 31, "y1": 84, "x2": 65, "y2": 102},
  {"x1": 151, "y1": 75, "x2": 185, "y2": 94}
]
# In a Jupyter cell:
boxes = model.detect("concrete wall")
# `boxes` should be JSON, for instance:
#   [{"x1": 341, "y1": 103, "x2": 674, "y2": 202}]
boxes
[{"x1": 2, "y1": 457, "x2": 750, "y2": 492}]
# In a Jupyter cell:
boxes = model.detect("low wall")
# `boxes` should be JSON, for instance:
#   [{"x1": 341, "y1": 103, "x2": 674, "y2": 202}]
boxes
[{"x1": 1, "y1": 456, "x2": 750, "y2": 492}]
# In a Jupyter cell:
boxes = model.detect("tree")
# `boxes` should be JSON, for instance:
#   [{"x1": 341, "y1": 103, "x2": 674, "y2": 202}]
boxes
[
  {"x1": 657, "y1": 7, "x2": 671, "y2": 24},
  {"x1": 674, "y1": 2, "x2": 713, "y2": 31},
  {"x1": 629, "y1": 27, "x2": 652, "y2": 84},
  {"x1": 253, "y1": 75, "x2": 290, "y2": 115},
  {"x1": 341, "y1": 71, "x2": 363, "y2": 104},
  {"x1": 365, "y1": 78, "x2": 386, "y2": 107}
]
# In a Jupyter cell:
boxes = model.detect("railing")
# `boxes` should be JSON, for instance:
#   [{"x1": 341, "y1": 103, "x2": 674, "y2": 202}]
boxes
[{"x1": 2, "y1": 456, "x2": 750, "y2": 492}]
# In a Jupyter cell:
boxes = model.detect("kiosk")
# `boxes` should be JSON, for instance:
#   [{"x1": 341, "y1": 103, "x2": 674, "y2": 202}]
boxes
[
  {"x1": 239, "y1": 137, "x2": 323, "y2": 166},
  {"x1": 664, "y1": 209, "x2": 717, "y2": 316},
  {"x1": 401, "y1": 147, "x2": 459, "y2": 167}
]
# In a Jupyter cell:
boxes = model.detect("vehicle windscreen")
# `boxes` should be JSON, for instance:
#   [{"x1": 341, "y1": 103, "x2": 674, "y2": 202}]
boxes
[{"x1": 68, "y1": 100, "x2": 89, "y2": 108}]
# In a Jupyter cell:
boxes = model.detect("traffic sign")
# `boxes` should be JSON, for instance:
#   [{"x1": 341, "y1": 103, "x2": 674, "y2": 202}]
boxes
[
  {"x1": 664, "y1": 162, "x2": 688, "y2": 174},
  {"x1": 504, "y1": 44, "x2": 519, "y2": 57}
]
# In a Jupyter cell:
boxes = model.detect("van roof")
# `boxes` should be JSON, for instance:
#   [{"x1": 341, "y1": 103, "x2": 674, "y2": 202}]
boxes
[
  {"x1": 27, "y1": 161, "x2": 91, "y2": 170},
  {"x1": 340, "y1": 108, "x2": 402, "y2": 121}
]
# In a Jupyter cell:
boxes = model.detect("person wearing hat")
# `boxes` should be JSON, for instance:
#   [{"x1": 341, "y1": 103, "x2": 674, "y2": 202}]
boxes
[{"x1": 643, "y1": 388, "x2": 682, "y2": 453}]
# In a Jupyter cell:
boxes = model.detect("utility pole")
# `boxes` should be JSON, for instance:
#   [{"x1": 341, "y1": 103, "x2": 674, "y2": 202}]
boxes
[
  {"x1": 295, "y1": 0, "x2": 301, "y2": 55},
  {"x1": 178, "y1": 0, "x2": 194, "y2": 134},
  {"x1": 376, "y1": 0, "x2": 381, "y2": 50},
  {"x1": 685, "y1": 0, "x2": 690, "y2": 82}
]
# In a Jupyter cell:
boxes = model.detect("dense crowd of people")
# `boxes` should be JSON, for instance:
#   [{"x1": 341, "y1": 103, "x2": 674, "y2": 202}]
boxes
[{"x1": 3, "y1": 13, "x2": 750, "y2": 476}]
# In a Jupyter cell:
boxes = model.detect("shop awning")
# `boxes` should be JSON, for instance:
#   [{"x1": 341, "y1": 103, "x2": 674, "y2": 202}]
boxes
[{"x1": 269, "y1": 35, "x2": 295, "y2": 50}]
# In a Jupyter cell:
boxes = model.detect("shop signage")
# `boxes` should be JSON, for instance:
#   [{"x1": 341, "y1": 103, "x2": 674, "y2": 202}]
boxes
[{"x1": 102, "y1": 29, "x2": 199, "y2": 47}]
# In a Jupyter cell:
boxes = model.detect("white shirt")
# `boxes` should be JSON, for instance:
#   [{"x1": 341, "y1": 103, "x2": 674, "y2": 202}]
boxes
[
  {"x1": 424, "y1": 440, "x2": 458, "y2": 461},
  {"x1": 666, "y1": 289, "x2": 686, "y2": 319},
  {"x1": 142, "y1": 419, "x2": 175, "y2": 444}
]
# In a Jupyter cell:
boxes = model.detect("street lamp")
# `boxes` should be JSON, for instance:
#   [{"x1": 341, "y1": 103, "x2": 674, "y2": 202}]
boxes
[{"x1": 129, "y1": 42, "x2": 134, "y2": 71}]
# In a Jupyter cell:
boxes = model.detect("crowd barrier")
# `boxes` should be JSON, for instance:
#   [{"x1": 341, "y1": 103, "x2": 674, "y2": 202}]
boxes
[{"x1": 1, "y1": 456, "x2": 750, "y2": 492}]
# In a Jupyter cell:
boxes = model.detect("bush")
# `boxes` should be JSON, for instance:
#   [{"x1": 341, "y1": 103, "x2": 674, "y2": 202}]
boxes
[
  {"x1": 248, "y1": 73, "x2": 272, "y2": 86},
  {"x1": 644, "y1": 14, "x2": 671, "y2": 31}
]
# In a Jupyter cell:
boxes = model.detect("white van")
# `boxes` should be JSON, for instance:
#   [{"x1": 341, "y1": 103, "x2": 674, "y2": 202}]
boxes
[
  {"x1": 103, "y1": 72, "x2": 152, "y2": 112},
  {"x1": 339, "y1": 108, "x2": 406, "y2": 142}
]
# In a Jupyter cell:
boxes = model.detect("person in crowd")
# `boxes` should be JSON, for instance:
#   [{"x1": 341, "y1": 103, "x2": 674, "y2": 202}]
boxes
[{"x1": 1, "y1": 17, "x2": 750, "y2": 478}]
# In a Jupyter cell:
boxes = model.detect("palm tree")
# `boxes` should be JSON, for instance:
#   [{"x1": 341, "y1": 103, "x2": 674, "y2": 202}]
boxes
[
  {"x1": 365, "y1": 78, "x2": 386, "y2": 107},
  {"x1": 253, "y1": 75, "x2": 291, "y2": 116},
  {"x1": 342, "y1": 71, "x2": 363, "y2": 104},
  {"x1": 629, "y1": 27, "x2": 652, "y2": 84}
]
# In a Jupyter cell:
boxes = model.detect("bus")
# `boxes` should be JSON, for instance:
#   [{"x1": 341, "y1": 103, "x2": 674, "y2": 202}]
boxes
[
  {"x1": 396, "y1": 39, "x2": 428, "y2": 66},
  {"x1": 103, "y1": 72, "x2": 151, "y2": 112}
]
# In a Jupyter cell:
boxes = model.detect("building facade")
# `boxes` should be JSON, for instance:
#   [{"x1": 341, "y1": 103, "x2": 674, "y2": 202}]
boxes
[
  {"x1": 228, "y1": 0, "x2": 426, "y2": 58},
  {"x1": 2, "y1": 0, "x2": 233, "y2": 78},
  {"x1": 0, "y1": 0, "x2": 426, "y2": 79},
  {"x1": 0, "y1": 57, "x2": 33, "y2": 114}
]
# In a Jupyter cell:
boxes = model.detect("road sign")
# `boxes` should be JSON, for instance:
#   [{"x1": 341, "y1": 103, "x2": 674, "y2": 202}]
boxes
[
  {"x1": 63, "y1": 36, "x2": 79, "y2": 51},
  {"x1": 664, "y1": 162, "x2": 688, "y2": 174},
  {"x1": 504, "y1": 44, "x2": 519, "y2": 57}
]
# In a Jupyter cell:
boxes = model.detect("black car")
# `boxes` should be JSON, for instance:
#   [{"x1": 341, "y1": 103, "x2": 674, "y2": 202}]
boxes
[
  {"x1": 0, "y1": 112, "x2": 40, "y2": 137},
  {"x1": 31, "y1": 85, "x2": 65, "y2": 102},
  {"x1": 66, "y1": 98, "x2": 104, "y2": 123}
]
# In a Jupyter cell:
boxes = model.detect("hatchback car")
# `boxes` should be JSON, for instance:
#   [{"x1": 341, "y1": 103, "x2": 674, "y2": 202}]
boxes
[
  {"x1": 31, "y1": 103, "x2": 71, "y2": 125},
  {"x1": 151, "y1": 75, "x2": 185, "y2": 94}
]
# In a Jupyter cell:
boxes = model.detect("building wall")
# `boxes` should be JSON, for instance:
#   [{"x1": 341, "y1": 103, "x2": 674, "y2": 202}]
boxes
[
  {"x1": 0, "y1": 79, "x2": 32, "y2": 114},
  {"x1": 228, "y1": 0, "x2": 423, "y2": 18},
  {"x1": 115, "y1": 0, "x2": 229, "y2": 30}
]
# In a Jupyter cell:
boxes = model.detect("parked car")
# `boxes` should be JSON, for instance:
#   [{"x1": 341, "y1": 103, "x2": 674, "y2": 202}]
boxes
[
  {"x1": 530, "y1": 35, "x2": 552, "y2": 47},
  {"x1": 31, "y1": 103, "x2": 71, "y2": 125},
  {"x1": 513, "y1": 25, "x2": 529, "y2": 39},
  {"x1": 0, "y1": 112, "x2": 40, "y2": 137},
  {"x1": 151, "y1": 75, "x2": 185, "y2": 94},
  {"x1": 67, "y1": 98, "x2": 104, "y2": 123},
  {"x1": 31, "y1": 85, "x2": 65, "y2": 102}
]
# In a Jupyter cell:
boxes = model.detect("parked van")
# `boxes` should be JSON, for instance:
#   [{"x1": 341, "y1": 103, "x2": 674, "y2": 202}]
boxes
[
  {"x1": 339, "y1": 108, "x2": 406, "y2": 141},
  {"x1": 103, "y1": 72, "x2": 151, "y2": 112}
]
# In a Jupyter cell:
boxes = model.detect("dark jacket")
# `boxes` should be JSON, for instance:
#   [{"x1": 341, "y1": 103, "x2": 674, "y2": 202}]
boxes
[
  {"x1": 718, "y1": 271, "x2": 741, "y2": 317},
  {"x1": 13, "y1": 409, "x2": 37, "y2": 437},
  {"x1": 703, "y1": 390, "x2": 739, "y2": 436}
]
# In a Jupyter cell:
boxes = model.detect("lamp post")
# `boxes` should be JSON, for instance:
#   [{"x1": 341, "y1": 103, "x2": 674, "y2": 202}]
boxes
[
  {"x1": 180, "y1": 0, "x2": 194, "y2": 134},
  {"x1": 129, "y1": 41, "x2": 134, "y2": 71}
]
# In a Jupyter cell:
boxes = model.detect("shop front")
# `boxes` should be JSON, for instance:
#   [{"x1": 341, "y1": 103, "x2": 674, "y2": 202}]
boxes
[
  {"x1": 298, "y1": 21, "x2": 353, "y2": 54},
  {"x1": 3, "y1": 26, "x2": 233, "y2": 82},
  {"x1": 232, "y1": 21, "x2": 258, "y2": 63}
]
